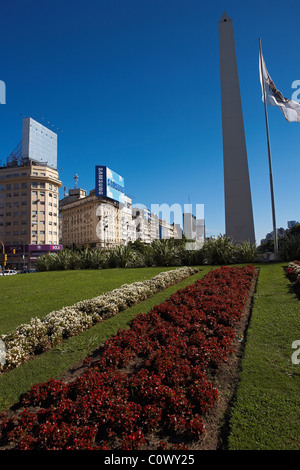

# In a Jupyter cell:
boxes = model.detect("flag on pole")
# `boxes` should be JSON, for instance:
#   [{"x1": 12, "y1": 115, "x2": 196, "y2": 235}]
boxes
[{"x1": 259, "y1": 47, "x2": 300, "y2": 123}]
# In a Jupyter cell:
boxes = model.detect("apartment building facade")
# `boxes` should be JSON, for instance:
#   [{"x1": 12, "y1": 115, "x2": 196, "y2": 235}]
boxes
[
  {"x1": 132, "y1": 208, "x2": 160, "y2": 244},
  {"x1": 0, "y1": 161, "x2": 62, "y2": 269},
  {"x1": 60, "y1": 189, "x2": 136, "y2": 249}
]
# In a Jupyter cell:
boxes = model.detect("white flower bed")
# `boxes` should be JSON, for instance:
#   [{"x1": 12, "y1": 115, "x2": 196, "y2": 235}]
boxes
[{"x1": 0, "y1": 267, "x2": 198, "y2": 373}]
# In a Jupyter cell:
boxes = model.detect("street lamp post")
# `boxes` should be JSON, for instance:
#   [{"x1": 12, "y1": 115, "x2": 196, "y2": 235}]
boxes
[
  {"x1": 0, "y1": 240, "x2": 5, "y2": 275},
  {"x1": 18, "y1": 237, "x2": 26, "y2": 271},
  {"x1": 103, "y1": 215, "x2": 108, "y2": 250}
]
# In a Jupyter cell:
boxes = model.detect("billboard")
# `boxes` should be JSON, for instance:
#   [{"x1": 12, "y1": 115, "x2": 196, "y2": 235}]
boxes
[
  {"x1": 95, "y1": 166, "x2": 125, "y2": 203},
  {"x1": 22, "y1": 117, "x2": 58, "y2": 169}
]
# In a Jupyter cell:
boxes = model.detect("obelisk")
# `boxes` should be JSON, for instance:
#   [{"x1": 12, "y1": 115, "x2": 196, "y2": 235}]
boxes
[{"x1": 219, "y1": 12, "x2": 255, "y2": 244}]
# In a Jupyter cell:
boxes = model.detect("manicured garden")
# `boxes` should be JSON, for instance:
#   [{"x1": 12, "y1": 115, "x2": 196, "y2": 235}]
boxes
[
  {"x1": 0, "y1": 267, "x2": 198, "y2": 374},
  {"x1": 0, "y1": 262, "x2": 299, "y2": 450},
  {"x1": 0, "y1": 265, "x2": 255, "y2": 450},
  {"x1": 0, "y1": 266, "x2": 210, "y2": 412}
]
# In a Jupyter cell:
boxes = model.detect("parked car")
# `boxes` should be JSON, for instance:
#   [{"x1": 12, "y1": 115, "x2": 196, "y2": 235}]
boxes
[{"x1": 2, "y1": 269, "x2": 18, "y2": 276}]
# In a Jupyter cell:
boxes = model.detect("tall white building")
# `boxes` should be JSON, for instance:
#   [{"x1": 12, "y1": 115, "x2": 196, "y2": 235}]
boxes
[
  {"x1": 119, "y1": 195, "x2": 136, "y2": 244},
  {"x1": 183, "y1": 213, "x2": 196, "y2": 240},
  {"x1": 22, "y1": 118, "x2": 58, "y2": 170},
  {"x1": 132, "y1": 208, "x2": 152, "y2": 244}
]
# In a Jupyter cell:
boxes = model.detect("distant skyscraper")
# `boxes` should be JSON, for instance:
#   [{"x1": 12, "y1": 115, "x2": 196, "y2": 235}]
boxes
[
  {"x1": 22, "y1": 117, "x2": 58, "y2": 169},
  {"x1": 218, "y1": 12, "x2": 255, "y2": 244}
]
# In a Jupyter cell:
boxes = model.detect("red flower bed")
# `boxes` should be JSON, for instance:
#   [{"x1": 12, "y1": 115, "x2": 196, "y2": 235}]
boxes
[{"x1": 0, "y1": 265, "x2": 255, "y2": 450}]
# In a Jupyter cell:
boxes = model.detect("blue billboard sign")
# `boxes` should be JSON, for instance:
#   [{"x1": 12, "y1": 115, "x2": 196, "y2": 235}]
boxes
[{"x1": 95, "y1": 166, "x2": 125, "y2": 203}]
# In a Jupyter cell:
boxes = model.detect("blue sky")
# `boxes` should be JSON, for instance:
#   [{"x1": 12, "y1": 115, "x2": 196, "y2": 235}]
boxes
[{"x1": 0, "y1": 0, "x2": 300, "y2": 243}]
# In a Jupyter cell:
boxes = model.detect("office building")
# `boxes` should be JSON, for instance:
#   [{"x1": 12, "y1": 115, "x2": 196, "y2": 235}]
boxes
[
  {"x1": 0, "y1": 117, "x2": 62, "y2": 270},
  {"x1": 0, "y1": 161, "x2": 62, "y2": 269},
  {"x1": 287, "y1": 220, "x2": 298, "y2": 229},
  {"x1": 22, "y1": 117, "x2": 58, "y2": 169},
  {"x1": 60, "y1": 188, "x2": 135, "y2": 249}
]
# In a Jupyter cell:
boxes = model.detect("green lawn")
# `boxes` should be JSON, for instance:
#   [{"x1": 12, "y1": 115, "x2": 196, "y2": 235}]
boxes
[
  {"x1": 0, "y1": 266, "x2": 211, "y2": 412},
  {"x1": 228, "y1": 263, "x2": 300, "y2": 450},
  {"x1": 0, "y1": 266, "x2": 189, "y2": 335}
]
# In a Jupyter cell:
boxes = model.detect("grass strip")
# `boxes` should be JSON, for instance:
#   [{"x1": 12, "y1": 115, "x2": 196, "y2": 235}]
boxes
[
  {"x1": 227, "y1": 263, "x2": 300, "y2": 450},
  {"x1": 0, "y1": 267, "x2": 179, "y2": 334},
  {"x1": 0, "y1": 267, "x2": 212, "y2": 412}
]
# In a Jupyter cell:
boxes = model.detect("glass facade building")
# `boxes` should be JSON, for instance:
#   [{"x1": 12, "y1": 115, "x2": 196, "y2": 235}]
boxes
[{"x1": 22, "y1": 118, "x2": 57, "y2": 169}]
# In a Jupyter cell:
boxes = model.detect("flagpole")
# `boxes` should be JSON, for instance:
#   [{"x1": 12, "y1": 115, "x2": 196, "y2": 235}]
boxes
[{"x1": 259, "y1": 38, "x2": 278, "y2": 253}]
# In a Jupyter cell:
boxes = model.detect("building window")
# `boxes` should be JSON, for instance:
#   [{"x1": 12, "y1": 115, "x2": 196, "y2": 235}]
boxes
[
  {"x1": 14, "y1": 183, "x2": 19, "y2": 189},
  {"x1": 21, "y1": 182, "x2": 27, "y2": 188}
]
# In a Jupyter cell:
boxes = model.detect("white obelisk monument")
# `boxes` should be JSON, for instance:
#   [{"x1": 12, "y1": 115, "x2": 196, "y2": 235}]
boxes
[{"x1": 219, "y1": 12, "x2": 255, "y2": 244}]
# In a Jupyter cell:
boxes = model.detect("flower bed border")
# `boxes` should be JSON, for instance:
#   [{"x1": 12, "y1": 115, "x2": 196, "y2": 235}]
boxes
[
  {"x1": 0, "y1": 267, "x2": 198, "y2": 374},
  {"x1": 0, "y1": 265, "x2": 257, "y2": 451}
]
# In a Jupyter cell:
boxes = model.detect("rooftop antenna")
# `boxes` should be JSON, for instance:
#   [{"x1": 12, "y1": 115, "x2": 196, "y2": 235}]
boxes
[{"x1": 74, "y1": 174, "x2": 79, "y2": 189}]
